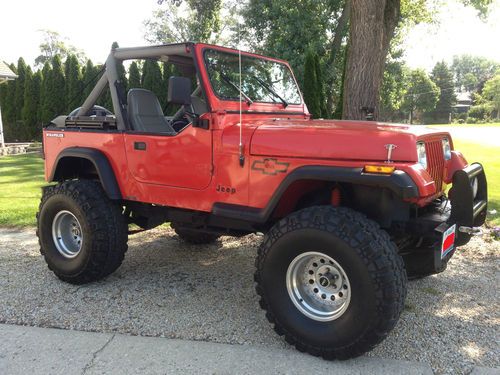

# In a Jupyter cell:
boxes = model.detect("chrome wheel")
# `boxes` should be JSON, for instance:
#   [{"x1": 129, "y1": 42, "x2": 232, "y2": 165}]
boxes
[
  {"x1": 51, "y1": 210, "x2": 83, "y2": 258},
  {"x1": 286, "y1": 251, "x2": 351, "y2": 322}
]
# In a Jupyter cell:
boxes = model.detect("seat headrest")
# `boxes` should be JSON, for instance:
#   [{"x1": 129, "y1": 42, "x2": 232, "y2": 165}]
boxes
[{"x1": 127, "y1": 88, "x2": 164, "y2": 116}]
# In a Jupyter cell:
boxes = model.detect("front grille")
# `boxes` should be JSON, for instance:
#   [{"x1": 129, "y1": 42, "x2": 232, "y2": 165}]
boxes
[{"x1": 425, "y1": 139, "x2": 445, "y2": 193}]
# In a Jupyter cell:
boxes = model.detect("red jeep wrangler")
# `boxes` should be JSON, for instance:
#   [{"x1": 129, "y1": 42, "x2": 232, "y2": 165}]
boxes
[{"x1": 38, "y1": 43, "x2": 487, "y2": 359}]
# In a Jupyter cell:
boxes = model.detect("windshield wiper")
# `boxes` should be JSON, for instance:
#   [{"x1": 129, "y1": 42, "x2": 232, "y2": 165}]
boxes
[
  {"x1": 212, "y1": 65, "x2": 253, "y2": 105},
  {"x1": 252, "y1": 75, "x2": 289, "y2": 108}
]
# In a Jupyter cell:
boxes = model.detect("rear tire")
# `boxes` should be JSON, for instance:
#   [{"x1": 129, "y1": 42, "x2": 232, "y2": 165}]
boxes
[
  {"x1": 36, "y1": 180, "x2": 128, "y2": 284},
  {"x1": 173, "y1": 226, "x2": 220, "y2": 245},
  {"x1": 254, "y1": 206, "x2": 407, "y2": 359}
]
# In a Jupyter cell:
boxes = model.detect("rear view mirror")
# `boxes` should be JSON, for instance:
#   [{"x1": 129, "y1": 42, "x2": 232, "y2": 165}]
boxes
[{"x1": 168, "y1": 77, "x2": 192, "y2": 105}]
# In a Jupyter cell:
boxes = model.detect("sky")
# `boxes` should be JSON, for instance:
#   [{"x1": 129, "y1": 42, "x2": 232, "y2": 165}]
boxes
[
  {"x1": 0, "y1": 0, "x2": 159, "y2": 66},
  {"x1": 0, "y1": 0, "x2": 499, "y2": 70},
  {"x1": 403, "y1": 0, "x2": 500, "y2": 70}
]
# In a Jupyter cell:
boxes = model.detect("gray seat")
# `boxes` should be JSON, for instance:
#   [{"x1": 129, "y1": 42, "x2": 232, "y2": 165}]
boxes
[{"x1": 127, "y1": 89, "x2": 176, "y2": 134}]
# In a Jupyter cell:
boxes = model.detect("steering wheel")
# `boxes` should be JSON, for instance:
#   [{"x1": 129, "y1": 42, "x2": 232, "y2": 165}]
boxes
[
  {"x1": 170, "y1": 105, "x2": 195, "y2": 132},
  {"x1": 171, "y1": 85, "x2": 204, "y2": 123}
]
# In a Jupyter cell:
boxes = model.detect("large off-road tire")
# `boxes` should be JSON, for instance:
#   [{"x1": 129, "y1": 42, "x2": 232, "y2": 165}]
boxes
[
  {"x1": 36, "y1": 180, "x2": 128, "y2": 284},
  {"x1": 173, "y1": 227, "x2": 220, "y2": 245},
  {"x1": 254, "y1": 206, "x2": 407, "y2": 359}
]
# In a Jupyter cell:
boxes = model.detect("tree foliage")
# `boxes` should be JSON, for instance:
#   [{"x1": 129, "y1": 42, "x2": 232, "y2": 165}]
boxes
[
  {"x1": 142, "y1": 60, "x2": 163, "y2": 97},
  {"x1": 39, "y1": 62, "x2": 52, "y2": 124},
  {"x1": 35, "y1": 30, "x2": 85, "y2": 67},
  {"x1": 482, "y1": 73, "x2": 500, "y2": 119},
  {"x1": 303, "y1": 50, "x2": 321, "y2": 118},
  {"x1": 380, "y1": 51, "x2": 409, "y2": 122},
  {"x1": 145, "y1": 0, "x2": 228, "y2": 44},
  {"x1": 427, "y1": 61, "x2": 456, "y2": 123},
  {"x1": 401, "y1": 69, "x2": 440, "y2": 123},
  {"x1": 128, "y1": 61, "x2": 142, "y2": 91},
  {"x1": 452, "y1": 55, "x2": 499, "y2": 93},
  {"x1": 64, "y1": 55, "x2": 83, "y2": 112},
  {"x1": 14, "y1": 58, "x2": 28, "y2": 122},
  {"x1": 143, "y1": 0, "x2": 494, "y2": 121},
  {"x1": 21, "y1": 67, "x2": 37, "y2": 139},
  {"x1": 0, "y1": 53, "x2": 166, "y2": 142},
  {"x1": 242, "y1": 0, "x2": 345, "y2": 99}
]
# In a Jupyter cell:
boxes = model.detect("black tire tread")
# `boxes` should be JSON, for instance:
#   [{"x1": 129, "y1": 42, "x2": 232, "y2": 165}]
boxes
[
  {"x1": 36, "y1": 180, "x2": 128, "y2": 284},
  {"x1": 254, "y1": 206, "x2": 407, "y2": 360}
]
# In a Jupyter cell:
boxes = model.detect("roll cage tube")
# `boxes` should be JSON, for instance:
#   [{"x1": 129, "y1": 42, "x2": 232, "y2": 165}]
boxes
[{"x1": 77, "y1": 43, "x2": 201, "y2": 131}]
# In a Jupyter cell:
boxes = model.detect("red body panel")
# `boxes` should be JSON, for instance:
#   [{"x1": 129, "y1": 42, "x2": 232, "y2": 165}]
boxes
[{"x1": 43, "y1": 43, "x2": 468, "y2": 215}]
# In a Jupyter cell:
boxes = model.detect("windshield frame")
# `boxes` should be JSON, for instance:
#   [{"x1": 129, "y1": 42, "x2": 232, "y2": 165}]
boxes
[{"x1": 202, "y1": 47, "x2": 303, "y2": 107}]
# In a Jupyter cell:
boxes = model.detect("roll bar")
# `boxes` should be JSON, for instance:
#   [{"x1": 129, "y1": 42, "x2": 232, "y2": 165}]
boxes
[{"x1": 77, "y1": 43, "x2": 193, "y2": 130}]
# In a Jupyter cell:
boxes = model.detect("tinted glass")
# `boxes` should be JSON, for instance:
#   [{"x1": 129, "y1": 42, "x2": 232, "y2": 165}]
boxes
[{"x1": 204, "y1": 49, "x2": 302, "y2": 105}]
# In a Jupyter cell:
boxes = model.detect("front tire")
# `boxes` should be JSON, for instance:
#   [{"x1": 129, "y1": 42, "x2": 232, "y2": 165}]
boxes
[
  {"x1": 254, "y1": 206, "x2": 407, "y2": 359},
  {"x1": 37, "y1": 180, "x2": 128, "y2": 284}
]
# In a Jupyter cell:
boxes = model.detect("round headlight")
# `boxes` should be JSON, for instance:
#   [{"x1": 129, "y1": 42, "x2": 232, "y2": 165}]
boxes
[
  {"x1": 416, "y1": 142, "x2": 427, "y2": 169},
  {"x1": 471, "y1": 177, "x2": 478, "y2": 199},
  {"x1": 442, "y1": 138, "x2": 452, "y2": 160}
]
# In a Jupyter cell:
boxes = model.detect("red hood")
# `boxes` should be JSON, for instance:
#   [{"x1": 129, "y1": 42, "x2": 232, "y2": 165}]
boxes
[{"x1": 249, "y1": 119, "x2": 451, "y2": 162}]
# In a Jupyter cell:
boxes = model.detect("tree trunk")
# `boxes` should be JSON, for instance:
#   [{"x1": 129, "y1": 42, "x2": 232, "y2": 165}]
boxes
[{"x1": 342, "y1": 0, "x2": 400, "y2": 120}]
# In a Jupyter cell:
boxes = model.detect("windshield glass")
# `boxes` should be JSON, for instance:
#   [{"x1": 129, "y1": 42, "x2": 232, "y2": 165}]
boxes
[{"x1": 204, "y1": 49, "x2": 302, "y2": 105}]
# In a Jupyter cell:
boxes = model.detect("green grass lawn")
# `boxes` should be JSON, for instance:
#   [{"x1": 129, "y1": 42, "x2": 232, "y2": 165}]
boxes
[
  {"x1": 0, "y1": 154, "x2": 45, "y2": 227},
  {"x1": 0, "y1": 143, "x2": 498, "y2": 227},
  {"x1": 453, "y1": 139, "x2": 499, "y2": 226}
]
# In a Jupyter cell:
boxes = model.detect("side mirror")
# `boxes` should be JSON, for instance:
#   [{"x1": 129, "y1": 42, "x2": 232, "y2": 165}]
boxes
[
  {"x1": 192, "y1": 117, "x2": 209, "y2": 130},
  {"x1": 168, "y1": 76, "x2": 192, "y2": 105}
]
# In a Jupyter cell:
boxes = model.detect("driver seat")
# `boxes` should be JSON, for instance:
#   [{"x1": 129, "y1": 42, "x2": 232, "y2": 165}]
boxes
[{"x1": 127, "y1": 89, "x2": 176, "y2": 134}]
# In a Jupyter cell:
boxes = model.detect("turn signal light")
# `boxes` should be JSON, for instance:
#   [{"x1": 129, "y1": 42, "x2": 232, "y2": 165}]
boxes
[{"x1": 363, "y1": 165, "x2": 395, "y2": 174}]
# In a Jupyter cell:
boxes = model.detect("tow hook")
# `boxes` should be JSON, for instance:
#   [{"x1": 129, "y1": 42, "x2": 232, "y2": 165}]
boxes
[{"x1": 458, "y1": 226, "x2": 483, "y2": 235}]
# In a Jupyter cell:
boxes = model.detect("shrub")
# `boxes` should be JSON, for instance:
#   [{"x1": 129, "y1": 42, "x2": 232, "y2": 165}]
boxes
[
  {"x1": 468, "y1": 103, "x2": 493, "y2": 122},
  {"x1": 452, "y1": 112, "x2": 468, "y2": 124}
]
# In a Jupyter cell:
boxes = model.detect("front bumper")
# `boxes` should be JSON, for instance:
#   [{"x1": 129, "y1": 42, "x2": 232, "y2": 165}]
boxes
[
  {"x1": 448, "y1": 162, "x2": 488, "y2": 245},
  {"x1": 405, "y1": 162, "x2": 488, "y2": 274}
]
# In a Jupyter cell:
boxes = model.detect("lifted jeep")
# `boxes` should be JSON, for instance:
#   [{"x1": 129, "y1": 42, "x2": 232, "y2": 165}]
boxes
[{"x1": 38, "y1": 43, "x2": 488, "y2": 359}]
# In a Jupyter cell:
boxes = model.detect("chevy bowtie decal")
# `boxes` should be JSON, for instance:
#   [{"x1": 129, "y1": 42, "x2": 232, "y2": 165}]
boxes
[{"x1": 251, "y1": 158, "x2": 290, "y2": 175}]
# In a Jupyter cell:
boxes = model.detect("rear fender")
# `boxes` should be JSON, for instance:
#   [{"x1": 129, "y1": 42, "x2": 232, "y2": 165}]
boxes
[{"x1": 49, "y1": 147, "x2": 122, "y2": 200}]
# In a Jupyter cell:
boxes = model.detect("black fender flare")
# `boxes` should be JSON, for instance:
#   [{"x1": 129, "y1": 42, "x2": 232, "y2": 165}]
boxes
[
  {"x1": 49, "y1": 147, "x2": 122, "y2": 200},
  {"x1": 212, "y1": 166, "x2": 418, "y2": 223}
]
